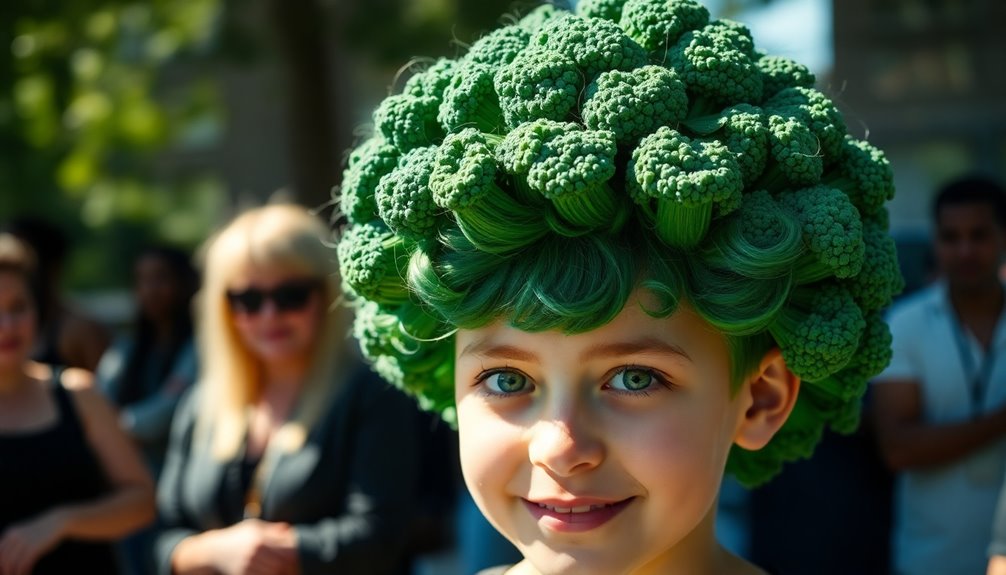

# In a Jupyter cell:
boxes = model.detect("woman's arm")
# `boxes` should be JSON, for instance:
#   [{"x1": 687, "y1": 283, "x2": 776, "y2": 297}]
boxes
[
  {"x1": 293, "y1": 376, "x2": 421, "y2": 575},
  {"x1": 58, "y1": 368, "x2": 157, "y2": 538},
  {"x1": 0, "y1": 369, "x2": 155, "y2": 574}
]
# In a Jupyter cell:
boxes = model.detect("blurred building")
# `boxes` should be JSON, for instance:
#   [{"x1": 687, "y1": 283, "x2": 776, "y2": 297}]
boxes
[{"x1": 833, "y1": 0, "x2": 1006, "y2": 285}]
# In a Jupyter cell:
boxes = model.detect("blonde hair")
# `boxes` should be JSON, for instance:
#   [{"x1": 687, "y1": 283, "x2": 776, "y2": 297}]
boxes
[{"x1": 195, "y1": 204, "x2": 349, "y2": 459}]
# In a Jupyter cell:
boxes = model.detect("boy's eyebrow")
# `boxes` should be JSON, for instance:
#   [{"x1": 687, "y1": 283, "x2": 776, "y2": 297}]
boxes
[
  {"x1": 581, "y1": 338, "x2": 692, "y2": 363},
  {"x1": 459, "y1": 342, "x2": 540, "y2": 363}
]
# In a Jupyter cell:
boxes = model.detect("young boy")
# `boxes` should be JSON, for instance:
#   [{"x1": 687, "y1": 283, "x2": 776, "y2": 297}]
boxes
[{"x1": 336, "y1": 1, "x2": 901, "y2": 573}]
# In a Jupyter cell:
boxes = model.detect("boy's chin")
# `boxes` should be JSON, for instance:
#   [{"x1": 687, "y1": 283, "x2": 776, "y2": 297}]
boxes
[{"x1": 517, "y1": 542, "x2": 638, "y2": 575}]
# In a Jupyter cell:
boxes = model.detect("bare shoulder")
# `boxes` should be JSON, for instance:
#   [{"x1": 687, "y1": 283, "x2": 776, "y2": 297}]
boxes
[
  {"x1": 59, "y1": 367, "x2": 116, "y2": 432},
  {"x1": 60, "y1": 366, "x2": 96, "y2": 391}
]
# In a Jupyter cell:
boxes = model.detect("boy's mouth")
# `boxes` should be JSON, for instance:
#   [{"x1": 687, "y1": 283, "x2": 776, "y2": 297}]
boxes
[{"x1": 522, "y1": 497, "x2": 634, "y2": 532}]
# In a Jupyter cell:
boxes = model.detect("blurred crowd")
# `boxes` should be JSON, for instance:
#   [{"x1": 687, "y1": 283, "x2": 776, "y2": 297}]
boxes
[{"x1": 3, "y1": 175, "x2": 1006, "y2": 575}]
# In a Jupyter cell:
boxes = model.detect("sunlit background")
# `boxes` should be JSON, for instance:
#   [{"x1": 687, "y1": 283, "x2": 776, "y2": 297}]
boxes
[{"x1": 1, "y1": 0, "x2": 1004, "y2": 313}]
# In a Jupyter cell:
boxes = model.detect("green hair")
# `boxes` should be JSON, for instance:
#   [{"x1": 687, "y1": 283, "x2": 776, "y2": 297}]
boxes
[{"x1": 335, "y1": 4, "x2": 901, "y2": 487}]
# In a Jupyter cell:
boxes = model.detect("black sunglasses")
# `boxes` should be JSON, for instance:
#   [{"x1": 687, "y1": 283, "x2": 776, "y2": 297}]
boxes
[{"x1": 226, "y1": 279, "x2": 322, "y2": 315}]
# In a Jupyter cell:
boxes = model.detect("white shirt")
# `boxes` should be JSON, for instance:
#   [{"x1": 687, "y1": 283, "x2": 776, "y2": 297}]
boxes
[{"x1": 876, "y1": 282, "x2": 1006, "y2": 575}]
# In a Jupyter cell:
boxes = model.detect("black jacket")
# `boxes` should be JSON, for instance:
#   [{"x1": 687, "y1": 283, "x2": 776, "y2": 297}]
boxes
[{"x1": 154, "y1": 364, "x2": 420, "y2": 575}]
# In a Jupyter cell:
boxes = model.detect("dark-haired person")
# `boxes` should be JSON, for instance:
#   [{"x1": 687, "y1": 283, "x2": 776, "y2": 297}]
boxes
[
  {"x1": 155, "y1": 204, "x2": 419, "y2": 575},
  {"x1": 3, "y1": 217, "x2": 111, "y2": 371},
  {"x1": 97, "y1": 246, "x2": 199, "y2": 477},
  {"x1": 873, "y1": 175, "x2": 1006, "y2": 575},
  {"x1": 96, "y1": 246, "x2": 199, "y2": 575},
  {"x1": 0, "y1": 233, "x2": 155, "y2": 574}
]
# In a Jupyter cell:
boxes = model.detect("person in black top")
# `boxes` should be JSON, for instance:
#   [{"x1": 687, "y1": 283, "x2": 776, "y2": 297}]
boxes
[{"x1": 0, "y1": 233, "x2": 155, "y2": 574}]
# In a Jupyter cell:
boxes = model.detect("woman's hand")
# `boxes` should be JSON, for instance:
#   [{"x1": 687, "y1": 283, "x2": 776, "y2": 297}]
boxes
[
  {"x1": 173, "y1": 519, "x2": 299, "y2": 575},
  {"x1": 0, "y1": 510, "x2": 66, "y2": 575},
  {"x1": 207, "y1": 519, "x2": 299, "y2": 575}
]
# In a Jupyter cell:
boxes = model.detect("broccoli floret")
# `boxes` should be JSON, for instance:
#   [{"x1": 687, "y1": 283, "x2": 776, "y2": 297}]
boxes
[
  {"x1": 372, "y1": 343, "x2": 456, "y2": 417},
  {"x1": 339, "y1": 137, "x2": 400, "y2": 224},
  {"x1": 756, "y1": 114, "x2": 823, "y2": 189},
  {"x1": 702, "y1": 189, "x2": 802, "y2": 283},
  {"x1": 373, "y1": 94, "x2": 445, "y2": 152},
  {"x1": 352, "y1": 299, "x2": 401, "y2": 360},
  {"x1": 581, "y1": 65, "x2": 689, "y2": 146},
  {"x1": 576, "y1": 0, "x2": 629, "y2": 22},
  {"x1": 823, "y1": 135, "x2": 896, "y2": 217},
  {"x1": 778, "y1": 185, "x2": 865, "y2": 283},
  {"x1": 496, "y1": 119, "x2": 573, "y2": 175},
  {"x1": 619, "y1": 0, "x2": 710, "y2": 52},
  {"x1": 757, "y1": 55, "x2": 816, "y2": 100},
  {"x1": 841, "y1": 219, "x2": 904, "y2": 312},
  {"x1": 375, "y1": 146, "x2": 442, "y2": 242},
  {"x1": 666, "y1": 19, "x2": 764, "y2": 111},
  {"x1": 516, "y1": 3, "x2": 568, "y2": 34},
  {"x1": 733, "y1": 189, "x2": 787, "y2": 249},
  {"x1": 495, "y1": 49, "x2": 583, "y2": 129},
  {"x1": 524, "y1": 128, "x2": 624, "y2": 232},
  {"x1": 529, "y1": 13, "x2": 648, "y2": 81},
  {"x1": 683, "y1": 104, "x2": 768, "y2": 185},
  {"x1": 769, "y1": 282, "x2": 866, "y2": 382},
  {"x1": 627, "y1": 126, "x2": 744, "y2": 247},
  {"x1": 353, "y1": 299, "x2": 450, "y2": 361},
  {"x1": 847, "y1": 311, "x2": 894, "y2": 382},
  {"x1": 464, "y1": 25, "x2": 530, "y2": 67},
  {"x1": 765, "y1": 86, "x2": 847, "y2": 162},
  {"x1": 813, "y1": 311, "x2": 893, "y2": 404},
  {"x1": 704, "y1": 18, "x2": 757, "y2": 55},
  {"x1": 403, "y1": 58, "x2": 458, "y2": 100},
  {"x1": 729, "y1": 189, "x2": 801, "y2": 254},
  {"x1": 337, "y1": 221, "x2": 412, "y2": 306},
  {"x1": 429, "y1": 128, "x2": 548, "y2": 253},
  {"x1": 438, "y1": 63, "x2": 504, "y2": 133}
]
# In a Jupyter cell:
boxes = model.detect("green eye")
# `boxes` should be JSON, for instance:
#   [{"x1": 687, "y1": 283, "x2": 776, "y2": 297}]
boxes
[
  {"x1": 611, "y1": 368, "x2": 654, "y2": 391},
  {"x1": 486, "y1": 370, "x2": 529, "y2": 394}
]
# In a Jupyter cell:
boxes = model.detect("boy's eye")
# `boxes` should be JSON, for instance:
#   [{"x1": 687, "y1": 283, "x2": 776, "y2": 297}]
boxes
[
  {"x1": 483, "y1": 370, "x2": 530, "y2": 395},
  {"x1": 609, "y1": 367, "x2": 655, "y2": 392}
]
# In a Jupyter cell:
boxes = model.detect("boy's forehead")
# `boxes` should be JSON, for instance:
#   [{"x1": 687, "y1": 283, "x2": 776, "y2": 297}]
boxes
[{"x1": 456, "y1": 293, "x2": 725, "y2": 362}]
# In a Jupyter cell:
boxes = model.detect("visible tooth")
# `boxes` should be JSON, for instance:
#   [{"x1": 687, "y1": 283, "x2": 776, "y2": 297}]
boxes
[
  {"x1": 552, "y1": 506, "x2": 572, "y2": 513},
  {"x1": 571, "y1": 505, "x2": 591, "y2": 513}
]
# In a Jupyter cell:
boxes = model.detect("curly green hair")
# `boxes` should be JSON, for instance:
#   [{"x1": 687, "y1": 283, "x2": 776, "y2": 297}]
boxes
[{"x1": 334, "y1": 0, "x2": 901, "y2": 487}]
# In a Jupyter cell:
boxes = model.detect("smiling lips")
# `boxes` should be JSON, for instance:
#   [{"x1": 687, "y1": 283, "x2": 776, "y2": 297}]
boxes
[{"x1": 523, "y1": 497, "x2": 634, "y2": 533}]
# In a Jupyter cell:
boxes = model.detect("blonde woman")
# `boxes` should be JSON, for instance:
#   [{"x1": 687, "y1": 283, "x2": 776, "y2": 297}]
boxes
[{"x1": 155, "y1": 205, "x2": 420, "y2": 575}]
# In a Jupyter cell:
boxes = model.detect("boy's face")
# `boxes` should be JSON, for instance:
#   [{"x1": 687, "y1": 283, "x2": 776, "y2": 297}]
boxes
[{"x1": 454, "y1": 292, "x2": 751, "y2": 575}]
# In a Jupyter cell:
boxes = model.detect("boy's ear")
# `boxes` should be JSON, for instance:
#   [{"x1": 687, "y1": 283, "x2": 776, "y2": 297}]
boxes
[{"x1": 734, "y1": 347, "x2": 800, "y2": 450}]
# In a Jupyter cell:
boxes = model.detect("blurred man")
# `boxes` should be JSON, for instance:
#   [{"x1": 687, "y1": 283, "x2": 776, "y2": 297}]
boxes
[{"x1": 874, "y1": 175, "x2": 1006, "y2": 575}]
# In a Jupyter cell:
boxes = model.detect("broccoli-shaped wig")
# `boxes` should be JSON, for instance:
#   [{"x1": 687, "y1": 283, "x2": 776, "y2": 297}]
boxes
[{"x1": 335, "y1": 1, "x2": 902, "y2": 487}]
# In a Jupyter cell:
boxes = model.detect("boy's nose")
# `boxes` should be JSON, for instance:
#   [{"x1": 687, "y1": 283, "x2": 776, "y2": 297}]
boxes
[{"x1": 527, "y1": 415, "x2": 605, "y2": 477}]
